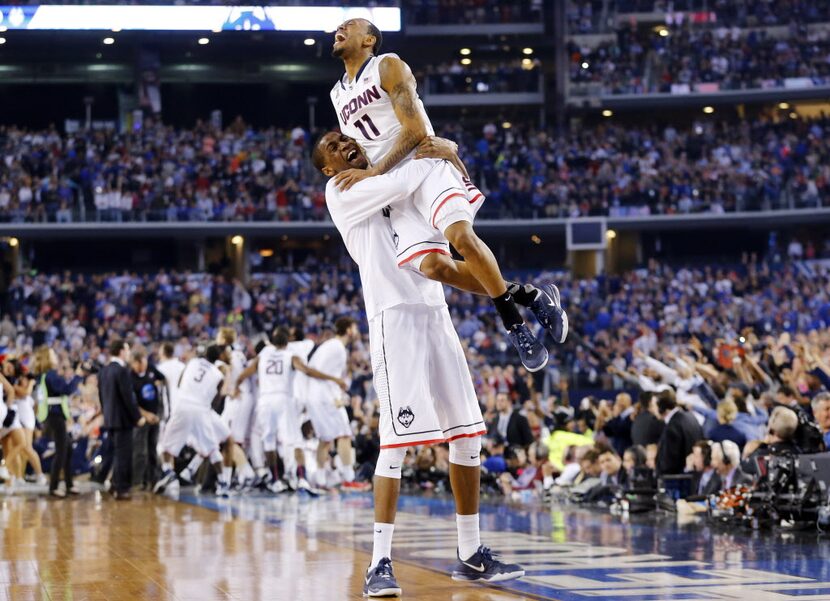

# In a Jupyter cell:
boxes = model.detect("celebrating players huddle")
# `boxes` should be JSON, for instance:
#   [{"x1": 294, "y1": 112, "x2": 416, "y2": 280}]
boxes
[{"x1": 152, "y1": 322, "x2": 356, "y2": 498}]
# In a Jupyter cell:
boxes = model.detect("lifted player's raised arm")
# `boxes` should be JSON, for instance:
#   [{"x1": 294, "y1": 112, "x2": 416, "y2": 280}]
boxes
[{"x1": 333, "y1": 56, "x2": 427, "y2": 192}]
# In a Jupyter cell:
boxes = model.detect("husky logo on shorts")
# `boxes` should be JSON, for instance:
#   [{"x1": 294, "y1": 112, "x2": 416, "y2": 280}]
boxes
[{"x1": 397, "y1": 406, "x2": 415, "y2": 428}]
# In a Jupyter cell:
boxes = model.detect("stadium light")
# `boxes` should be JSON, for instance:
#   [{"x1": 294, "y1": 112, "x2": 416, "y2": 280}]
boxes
[
  {"x1": 703, "y1": 106, "x2": 714, "y2": 114},
  {"x1": 778, "y1": 102, "x2": 790, "y2": 110},
  {"x1": 502, "y1": 121, "x2": 512, "y2": 129},
  {"x1": 581, "y1": 61, "x2": 589, "y2": 69},
  {"x1": 303, "y1": 38, "x2": 315, "y2": 46},
  {"x1": 790, "y1": 112, "x2": 798, "y2": 119},
  {"x1": 606, "y1": 229, "x2": 617, "y2": 240},
  {"x1": 602, "y1": 109, "x2": 613, "y2": 117},
  {"x1": 658, "y1": 28, "x2": 669, "y2": 37},
  {"x1": 259, "y1": 248, "x2": 274, "y2": 257},
  {"x1": 0, "y1": 26, "x2": 6, "y2": 32},
  {"x1": 0, "y1": 37, "x2": 6, "y2": 44},
  {"x1": 231, "y1": 235, "x2": 243, "y2": 246},
  {"x1": 8, "y1": 237, "x2": 18, "y2": 247},
  {"x1": 460, "y1": 57, "x2": 471, "y2": 65},
  {"x1": 459, "y1": 48, "x2": 471, "y2": 55},
  {"x1": 102, "y1": 36, "x2": 114, "y2": 44},
  {"x1": 522, "y1": 47, "x2": 533, "y2": 55},
  {"x1": 521, "y1": 58, "x2": 533, "y2": 67},
  {"x1": 198, "y1": 37, "x2": 209, "y2": 45},
  {"x1": 531, "y1": 235, "x2": 541, "y2": 245}
]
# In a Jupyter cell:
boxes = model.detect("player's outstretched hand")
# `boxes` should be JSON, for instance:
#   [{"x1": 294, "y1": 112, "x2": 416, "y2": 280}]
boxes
[
  {"x1": 335, "y1": 378, "x2": 348, "y2": 391},
  {"x1": 334, "y1": 168, "x2": 374, "y2": 191}
]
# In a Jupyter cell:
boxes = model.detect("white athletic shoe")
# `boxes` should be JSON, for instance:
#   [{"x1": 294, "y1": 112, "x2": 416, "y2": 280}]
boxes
[
  {"x1": 215, "y1": 482, "x2": 232, "y2": 498},
  {"x1": 266, "y1": 479, "x2": 289, "y2": 494},
  {"x1": 35, "y1": 474, "x2": 48, "y2": 487}
]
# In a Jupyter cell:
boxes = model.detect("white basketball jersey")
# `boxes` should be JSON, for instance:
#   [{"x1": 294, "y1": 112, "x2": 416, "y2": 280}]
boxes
[
  {"x1": 229, "y1": 348, "x2": 252, "y2": 396},
  {"x1": 257, "y1": 346, "x2": 294, "y2": 398},
  {"x1": 177, "y1": 358, "x2": 224, "y2": 409},
  {"x1": 156, "y1": 358, "x2": 185, "y2": 413},
  {"x1": 287, "y1": 339, "x2": 314, "y2": 401},
  {"x1": 330, "y1": 53, "x2": 434, "y2": 165}
]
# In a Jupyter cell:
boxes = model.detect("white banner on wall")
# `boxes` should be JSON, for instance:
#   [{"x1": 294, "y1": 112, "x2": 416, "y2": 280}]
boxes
[{"x1": 0, "y1": 5, "x2": 401, "y2": 32}]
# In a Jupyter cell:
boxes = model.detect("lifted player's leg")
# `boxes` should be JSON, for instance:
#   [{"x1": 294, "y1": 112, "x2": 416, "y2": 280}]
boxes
[{"x1": 419, "y1": 252, "x2": 568, "y2": 344}]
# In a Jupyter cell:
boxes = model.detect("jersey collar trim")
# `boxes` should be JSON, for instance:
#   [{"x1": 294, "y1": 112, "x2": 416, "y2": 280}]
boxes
[{"x1": 341, "y1": 55, "x2": 374, "y2": 89}]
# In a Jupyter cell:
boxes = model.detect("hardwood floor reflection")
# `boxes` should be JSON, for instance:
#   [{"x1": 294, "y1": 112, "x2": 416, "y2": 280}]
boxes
[{"x1": 0, "y1": 492, "x2": 537, "y2": 601}]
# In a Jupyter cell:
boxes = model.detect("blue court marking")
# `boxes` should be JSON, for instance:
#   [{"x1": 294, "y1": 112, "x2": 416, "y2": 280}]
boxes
[{"x1": 176, "y1": 491, "x2": 830, "y2": 600}]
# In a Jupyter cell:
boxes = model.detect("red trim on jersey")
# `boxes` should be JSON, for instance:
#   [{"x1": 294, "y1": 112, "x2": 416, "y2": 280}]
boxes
[
  {"x1": 445, "y1": 429, "x2": 486, "y2": 443},
  {"x1": 379, "y1": 429, "x2": 485, "y2": 450},
  {"x1": 397, "y1": 248, "x2": 451, "y2": 267},
  {"x1": 469, "y1": 193, "x2": 483, "y2": 204},
  {"x1": 431, "y1": 192, "x2": 466, "y2": 228}
]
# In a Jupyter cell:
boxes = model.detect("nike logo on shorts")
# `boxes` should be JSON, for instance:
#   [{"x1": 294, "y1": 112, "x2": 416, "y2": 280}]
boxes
[{"x1": 389, "y1": 465, "x2": 400, "y2": 470}]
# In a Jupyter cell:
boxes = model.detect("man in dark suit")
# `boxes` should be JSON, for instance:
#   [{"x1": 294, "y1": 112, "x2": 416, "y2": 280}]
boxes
[
  {"x1": 631, "y1": 391, "x2": 665, "y2": 447},
  {"x1": 655, "y1": 390, "x2": 703, "y2": 475},
  {"x1": 99, "y1": 339, "x2": 149, "y2": 500},
  {"x1": 712, "y1": 440, "x2": 755, "y2": 489},
  {"x1": 487, "y1": 393, "x2": 534, "y2": 449}
]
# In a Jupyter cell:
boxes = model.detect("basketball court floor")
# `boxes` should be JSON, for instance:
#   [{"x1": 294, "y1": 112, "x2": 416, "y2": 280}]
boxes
[{"x1": 2, "y1": 486, "x2": 830, "y2": 600}]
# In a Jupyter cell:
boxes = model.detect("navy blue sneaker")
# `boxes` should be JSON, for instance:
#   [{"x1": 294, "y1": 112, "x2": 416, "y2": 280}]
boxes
[
  {"x1": 507, "y1": 324, "x2": 548, "y2": 372},
  {"x1": 452, "y1": 546, "x2": 525, "y2": 583},
  {"x1": 153, "y1": 469, "x2": 176, "y2": 495},
  {"x1": 363, "y1": 557, "x2": 402, "y2": 597},
  {"x1": 529, "y1": 283, "x2": 568, "y2": 344}
]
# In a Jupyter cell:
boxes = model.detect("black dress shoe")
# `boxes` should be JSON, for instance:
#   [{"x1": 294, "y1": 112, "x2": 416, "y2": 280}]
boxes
[{"x1": 112, "y1": 491, "x2": 132, "y2": 501}]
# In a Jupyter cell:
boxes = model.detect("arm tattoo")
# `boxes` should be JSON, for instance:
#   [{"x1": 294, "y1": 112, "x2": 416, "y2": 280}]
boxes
[{"x1": 371, "y1": 78, "x2": 426, "y2": 176}]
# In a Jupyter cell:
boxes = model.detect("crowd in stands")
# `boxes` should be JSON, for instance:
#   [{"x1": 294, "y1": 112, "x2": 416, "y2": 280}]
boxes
[
  {"x1": 420, "y1": 60, "x2": 541, "y2": 95},
  {"x1": 2, "y1": 251, "x2": 830, "y2": 503},
  {"x1": 569, "y1": 23, "x2": 830, "y2": 95},
  {"x1": 570, "y1": 0, "x2": 830, "y2": 35},
  {"x1": 3, "y1": 113, "x2": 830, "y2": 223},
  {"x1": 404, "y1": 0, "x2": 543, "y2": 25}
]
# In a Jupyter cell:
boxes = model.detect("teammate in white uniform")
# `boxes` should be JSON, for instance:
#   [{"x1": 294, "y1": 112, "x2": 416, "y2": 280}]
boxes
[
  {"x1": 236, "y1": 327, "x2": 346, "y2": 493},
  {"x1": 314, "y1": 136, "x2": 524, "y2": 597},
  {"x1": 305, "y1": 317, "x2": 358, "y2": 488},
  {"x1": 286, "y1": 325, "x2": 315, "y2": 484},
  {"x1": 215, "y1": 328, "x2": 256, "y2": 489},
  {"x1": 0, "y1": 367, "x2": 24, "y2": 491},
  {"x1": 324, "y1": 19, "x2": 566, "y2": 372},
  {"x1": 155, "y1": 344, "x2": 236, "y2": 497}
]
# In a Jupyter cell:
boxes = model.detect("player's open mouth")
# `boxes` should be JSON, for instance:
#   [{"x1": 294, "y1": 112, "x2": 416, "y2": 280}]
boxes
[
  {"x1": 335, "y1": 33, "x2": 346, "y2": 43},
  {"x1": 346, "y1": 149, "x2": 359, "y2": 162}
]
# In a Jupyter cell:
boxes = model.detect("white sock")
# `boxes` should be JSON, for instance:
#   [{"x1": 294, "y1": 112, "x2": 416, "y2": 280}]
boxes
[
  {"x1": 371, "y1": 523, "x2": 394, "y2": 570},
  {"x1": 340, "y1": 464, "x2": 356, "y2": 483},
  {"x1": 221, "y1": 466, "x2": 233, "y2": 484},
  {"x1": 239, "y1": 462, "x2": 255, "y2": 481},
  {"x1": 187, "y1": 455, "x2": 203, "y2": 473},
  {"x1": 457, "y1": 514, "x2": 481, "y2": 561},
  {"x1": 256, "y1": 466, "x2": 270, "y2": 478}
]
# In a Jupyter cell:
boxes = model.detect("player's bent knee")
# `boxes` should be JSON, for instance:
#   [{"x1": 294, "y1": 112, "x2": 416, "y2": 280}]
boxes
[
  {"x1": 374, "y1": 447, "x2": 407, "y2": 479},
  {"x1": 449, "y1": 436, "x2": 482, "y2": 467}
]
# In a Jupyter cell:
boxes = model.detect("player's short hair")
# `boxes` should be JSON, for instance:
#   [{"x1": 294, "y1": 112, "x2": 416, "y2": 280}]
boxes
[
  {"x1": 160, "y1": 341, "x2": 175, "y2": 359},
  {"x1": 109, "y1": 338, "x2": 127, "y2": 357},
  {"x1": 292, "y1": 323, "x2": 305, "y2": 341},
  {"x1": 206, "y1": 344, "x2": 226, "y2": 364},
  {"x1": 217, "y1": 326, "x2": 236, "y2": 345},
  {"x1": 311, "y1": 134, "x2": 329, "y2": 172},
  {"x1": 271, "y1": 327, "x2": 290, "y2": 348},
  {"x1": 335, "y1": 316, "x2": 356, "y2": 337},
  {"x1": 364, "y1": 20, "x2": 382, "y2": 54}
]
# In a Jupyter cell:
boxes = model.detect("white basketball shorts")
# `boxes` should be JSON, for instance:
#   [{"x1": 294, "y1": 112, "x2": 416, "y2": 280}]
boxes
[
  {"x1": 256, "y1": 393, "x2": 303, "y2": 452},
  {"x1": 370, "y1": 304, "x2": 485, "y2": 450},
  {"x1": 162, "y1": 405, "x2": 230, "y2": 457},
  {"x1": 305, "y1": 382, "x2": 352, "y2": 443}
]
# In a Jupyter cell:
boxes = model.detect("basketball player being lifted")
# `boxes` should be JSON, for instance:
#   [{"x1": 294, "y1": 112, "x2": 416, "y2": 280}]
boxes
[{"x1": 328, "y1": 18, "x2": 566, "y2": 373}]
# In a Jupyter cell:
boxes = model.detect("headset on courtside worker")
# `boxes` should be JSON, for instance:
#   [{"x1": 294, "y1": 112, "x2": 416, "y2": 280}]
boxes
[{"x1": 324, "y1": 18, "x2": 569, "y2": 375}]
